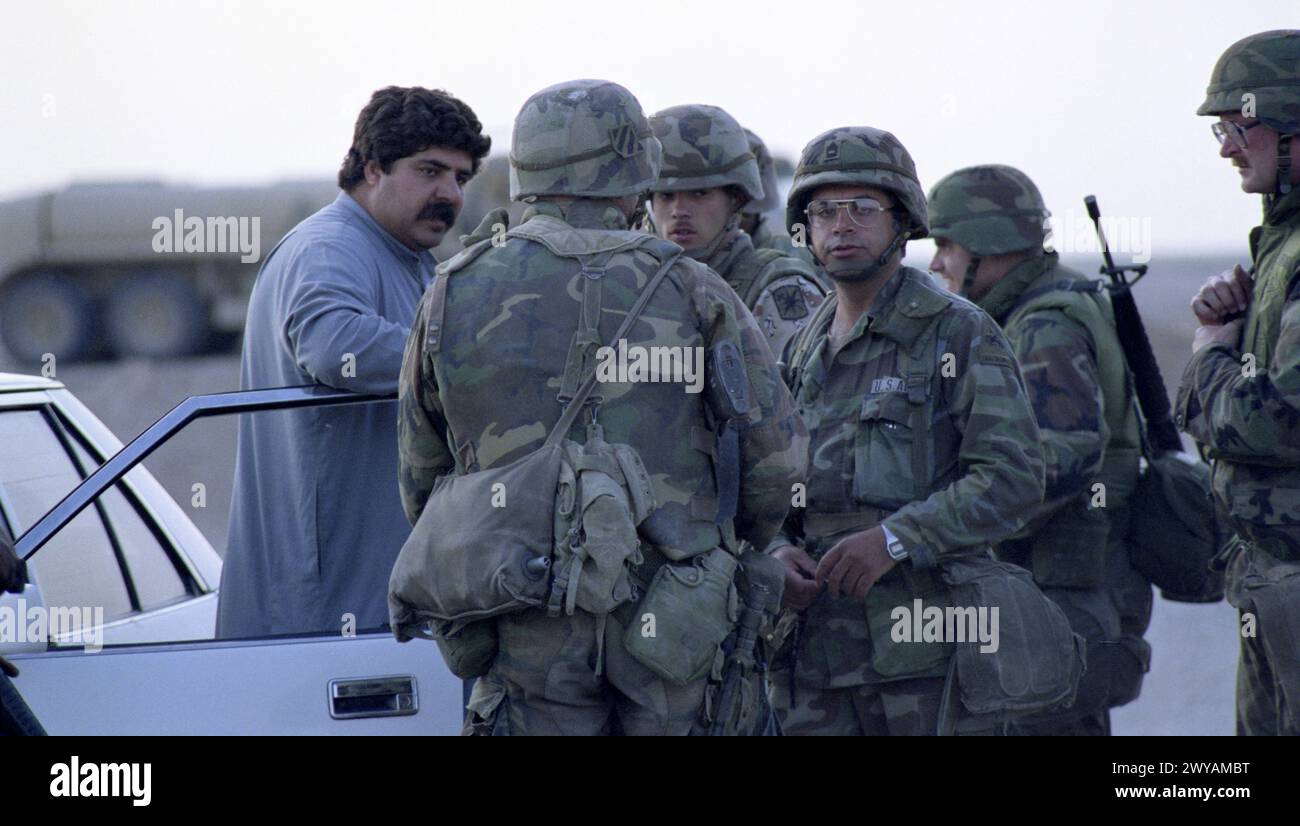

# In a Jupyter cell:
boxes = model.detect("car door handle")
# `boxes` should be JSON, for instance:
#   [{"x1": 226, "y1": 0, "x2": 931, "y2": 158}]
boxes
[{"x1": 328, "y1": 676, "x2": 419, "y2": 720}]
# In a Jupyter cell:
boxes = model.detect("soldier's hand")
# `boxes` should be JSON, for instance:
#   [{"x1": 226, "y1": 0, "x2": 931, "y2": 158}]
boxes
[
  {"x1": 1193, "y1": 318, "x2": 1245, "y2": 354},
  {"x1": 0, "y1": 530, "x2": 25, "y2": 595},
  {"x1": 772, "y1": 545, "x2": 821, "y2": 610},
  {"x1": 816, "y1": 526, "x2": 896, "y2": 600},
  {"x1": 0, "y1": 655, "x2": 17, "y2": 679},
  {"x1": 1191, "y1": 264, "x2": 1252, "y2": 325}
]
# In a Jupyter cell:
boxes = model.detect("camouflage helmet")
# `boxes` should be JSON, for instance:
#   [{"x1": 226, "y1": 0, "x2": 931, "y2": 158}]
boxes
[
  {"x1": 786, "y1": 127, "x2": 928, "y2": 239},
  {"x1": 742, "y1": 128, "x2": 781, "y2": 215},
  {"x1": 648, "y1": 105, "x2": 764, "y2": 202},
  {"x1": 509, "y1": 79, "x2": 662, "y2": 200},
  {"x1": 1196, "y1": 30, "x2": 1300, "y2": 133},
  {"x1": 927, "y1": 165, "x2": 1049, "y2": 256}
]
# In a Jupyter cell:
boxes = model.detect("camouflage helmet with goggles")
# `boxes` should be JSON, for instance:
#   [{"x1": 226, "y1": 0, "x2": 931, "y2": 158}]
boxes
[
  {"x1": 1196, "y1": 29, "x2": 1300, "y2": 133},
  {"x1": 509, "y1": 79, "x2": 662, "y2": 200},
  {"x1": 786, "y1": 126, "x2": 928, "y2": 239},
  {"x1": 742, "y1": 128, "x2": 782, "y2": 215},
  {"x1": 927, "y1": 164, "x2": 1050, "y2": 256},
  {"x1": 648, "y1": 104, "x2": 764, "y2": 202}
]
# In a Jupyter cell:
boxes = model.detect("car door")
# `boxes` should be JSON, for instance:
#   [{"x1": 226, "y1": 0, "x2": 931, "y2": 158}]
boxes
[{"x1": 0, "y1": 385, "x2": 465, "y2": 735}]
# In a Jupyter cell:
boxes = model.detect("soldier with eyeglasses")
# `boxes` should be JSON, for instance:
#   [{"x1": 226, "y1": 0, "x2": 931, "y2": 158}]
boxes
[{"x1": 764, "y1": 127, "x2": 1047, "y2": 735}]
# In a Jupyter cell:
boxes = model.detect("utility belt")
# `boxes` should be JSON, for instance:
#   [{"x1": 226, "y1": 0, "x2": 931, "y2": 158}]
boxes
[{"x1": 801, "y1": 508, "x2": 892, "y2": 545}]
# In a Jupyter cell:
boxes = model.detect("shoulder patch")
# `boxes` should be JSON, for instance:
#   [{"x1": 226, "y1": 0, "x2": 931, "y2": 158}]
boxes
[{"x1": 771, "y1": 283, "x2": 811, "y2": 320}]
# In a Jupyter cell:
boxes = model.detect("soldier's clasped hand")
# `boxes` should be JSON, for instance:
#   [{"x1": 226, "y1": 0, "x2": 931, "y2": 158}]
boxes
[{"x1": 1191, "y1": 264, "x2": 1252, "y2": 325}]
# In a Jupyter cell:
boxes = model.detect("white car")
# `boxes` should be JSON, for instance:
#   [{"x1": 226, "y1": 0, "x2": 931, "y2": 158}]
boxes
[{"x1": 0, "y1": 373, "x2": 463, "y2": 734}]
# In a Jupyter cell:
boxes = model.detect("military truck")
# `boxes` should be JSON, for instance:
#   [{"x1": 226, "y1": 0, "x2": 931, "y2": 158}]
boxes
[{"x1": 0, "y1": 179, "x2": 339, "y2": 363}]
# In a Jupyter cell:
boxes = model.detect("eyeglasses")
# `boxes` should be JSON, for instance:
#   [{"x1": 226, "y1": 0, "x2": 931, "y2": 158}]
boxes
[
  {"x1": 1212, "y1": 120, "x2": 1264, "y2": 150},
  {"x1": 804, "y1": 198, "x2": 893, "y2": 229}
]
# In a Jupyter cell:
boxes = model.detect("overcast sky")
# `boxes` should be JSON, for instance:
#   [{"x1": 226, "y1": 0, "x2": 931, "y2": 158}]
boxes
[{"x1": 1, "y1": 0, "x2": 1294, "y2": 256}]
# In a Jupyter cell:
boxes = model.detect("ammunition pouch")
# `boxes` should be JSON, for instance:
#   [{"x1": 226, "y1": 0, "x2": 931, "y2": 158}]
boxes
[
  {"x1": 548, "y1": 434, "x2": 655, "y2": 617},
  {"x1": 625, "y1": 546, "x2": 740, "y2": 686},
  {"x1": 1128, "y1": 451, "x2": 1227, "y2": 603},
  {"x1": 938, "y1": 555, "x2": 1085, "y2": 721}
]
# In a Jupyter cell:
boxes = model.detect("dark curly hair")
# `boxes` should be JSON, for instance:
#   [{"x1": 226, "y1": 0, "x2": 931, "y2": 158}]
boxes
[{"x1": 338, "y1": 86, "x2": 491, "y2": 191}]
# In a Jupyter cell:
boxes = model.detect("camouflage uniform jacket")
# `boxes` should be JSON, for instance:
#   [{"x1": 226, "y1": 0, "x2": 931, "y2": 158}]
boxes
[
  {"x1": 398, "y1": 200, "x2": 809, "y2": 564},
  {"x1": 1178, "y1": 187, "x2": 1300, "y2": 559},
  {"x1": 977, "y1": 252, "x2": 1142, "y2": 586},
  {"x1": 697, "y1": 227, "x2": 827, "y2": 362},
  {"x1": 775, "y1": 265, "x2": 1046, "y2": 687}
]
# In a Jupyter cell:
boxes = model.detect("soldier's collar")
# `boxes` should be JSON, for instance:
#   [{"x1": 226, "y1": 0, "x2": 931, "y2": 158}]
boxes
[
  {"x1": 522, "y1": 199, "x2": 630, "y2": 231},
  {"x1": 826, "y1": 267, "x2": 905, "y2": 351},
  {"x1": 976, "y1": 251, "x2": 1055, "y2": 323},
  {"x1": 1263, "y1": 185, "x2": 1300, "y2": 227},
  {"x1": 685, "y1": 216, "x2": 745, "y2": 266}
]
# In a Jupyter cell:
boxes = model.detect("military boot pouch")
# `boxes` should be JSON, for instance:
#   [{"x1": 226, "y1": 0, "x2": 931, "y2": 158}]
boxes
[{"x1": 624, "y1": 546, "x2": 740, "y2": 685}]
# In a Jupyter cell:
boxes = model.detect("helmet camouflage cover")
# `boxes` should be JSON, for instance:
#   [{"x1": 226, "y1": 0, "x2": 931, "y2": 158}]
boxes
[
  {"x1": 1197, "y1": 29, "x2": 1300, "y2": 133},
  {"x1": 786, "y1": 126, "x2": 928, "y2": 239},
  {"x1": 742, "y1": 128, "x2": 782, "y2": 215},
  {"x1": 509, "y1": 79, "x2": 662, "y2": 200},
  {"x1": 927, "y1": 164, "x2": 1049, "y2": 256},
  {"x1": 649, "y1": 104, "x2": 764, "y2": 202}
]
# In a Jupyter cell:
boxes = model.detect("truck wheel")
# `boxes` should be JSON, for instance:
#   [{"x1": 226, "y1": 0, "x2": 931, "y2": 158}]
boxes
[
  {"x1": 106, "y1": 275, "x2": 211, "y2": 359},
  {"x1": 0, "y1": 273, "x2": 100, "y2": 364}
]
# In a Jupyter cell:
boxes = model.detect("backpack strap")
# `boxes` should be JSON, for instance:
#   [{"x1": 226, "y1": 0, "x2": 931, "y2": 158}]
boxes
[{"x1": 544, "y1": 247, "x2": 684, "y2": 448}]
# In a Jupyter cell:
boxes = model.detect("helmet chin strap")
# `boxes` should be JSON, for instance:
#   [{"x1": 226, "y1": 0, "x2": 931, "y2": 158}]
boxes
[
  {"x1": 1278, "y1": 134, "x2": 1294, "y2": 197},
  {"x1": 823, "y1": 228, "x2": 912, "y2": 281},
  {"x1": 684, "y1": 213, "x2": 741, "y2": 261},
  {"x1": 959, "y1": 255, "x2": 981, "y2": 298}
]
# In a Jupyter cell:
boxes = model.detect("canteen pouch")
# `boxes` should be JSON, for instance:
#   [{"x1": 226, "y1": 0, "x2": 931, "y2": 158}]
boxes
[
  {"x1": 1128, "y1": 451, "x2": 1226, "y2": 603},
  {"x1": 433, "y1": 618, "x2": 500, "y2": 680},
  {"x1": 625, "y1": 546, "x2": 740, "y2": 685},
  {"x1": 388, "y1": 444, "x2": 560, "y2": 637},
  {"x1": 940, "y1": 555, "x2": 1085, "y2": 717}
]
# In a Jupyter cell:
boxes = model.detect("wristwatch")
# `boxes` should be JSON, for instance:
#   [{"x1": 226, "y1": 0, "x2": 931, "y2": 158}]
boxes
[{"x1": 881, "y1": 524, "x2": 909, "y2": 561}]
